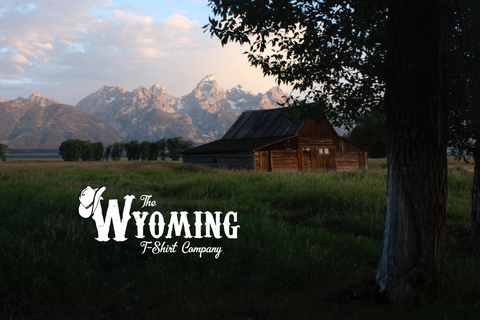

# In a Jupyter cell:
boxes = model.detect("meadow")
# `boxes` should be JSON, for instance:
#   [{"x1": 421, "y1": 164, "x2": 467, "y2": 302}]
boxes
[{"x1": 0, "y1": 158, "x2": 478, "y2": 319}]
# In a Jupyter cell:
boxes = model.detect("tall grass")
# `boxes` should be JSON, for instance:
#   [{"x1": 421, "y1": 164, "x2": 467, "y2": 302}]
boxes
[{"x1": 0, "y1": 159, "x2": 478, "y2": 319}]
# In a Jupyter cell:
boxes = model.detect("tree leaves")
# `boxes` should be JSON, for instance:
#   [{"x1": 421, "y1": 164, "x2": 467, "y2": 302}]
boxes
[{"x1": 205, "y1": 0, "x2": 387, "y2": 128}]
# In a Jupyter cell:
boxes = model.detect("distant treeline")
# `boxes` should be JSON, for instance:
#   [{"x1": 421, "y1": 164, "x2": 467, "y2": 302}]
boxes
[{"x1": 58, "y1": 137, "x2": 194, "y2": 162}]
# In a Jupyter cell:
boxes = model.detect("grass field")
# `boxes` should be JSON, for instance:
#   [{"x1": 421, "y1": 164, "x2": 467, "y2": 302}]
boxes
[{"x1": 0, "y1": 158, "x2": 478, "y2": 319}]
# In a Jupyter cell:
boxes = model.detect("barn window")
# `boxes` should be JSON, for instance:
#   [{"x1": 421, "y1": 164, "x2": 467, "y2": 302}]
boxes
[
  {"x1": 324, "y1": 148, "x2": 329, "y2": 154},
  {"x1": 286, "y1": 139, "x2": 292, "y2": 149},
  {"x1": 318, "y1": 148, "x2": 323, "y2": 154}
]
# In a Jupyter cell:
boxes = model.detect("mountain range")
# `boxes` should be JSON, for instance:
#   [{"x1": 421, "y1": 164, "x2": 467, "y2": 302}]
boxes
[
  {"x1": 0, "y1": 75, "x2": 286, "y2": 148},
  {"x1": 75, "y1": 74, "x2": 286, "y2": 143},
  {"x1": 0, "y1": 92, "x2": 126, "y2": 148}
]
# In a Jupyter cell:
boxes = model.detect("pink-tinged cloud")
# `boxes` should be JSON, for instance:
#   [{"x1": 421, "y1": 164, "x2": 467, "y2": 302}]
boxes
[{"x1": 0, "y1": 0, "x2": 291, "y2": 104}]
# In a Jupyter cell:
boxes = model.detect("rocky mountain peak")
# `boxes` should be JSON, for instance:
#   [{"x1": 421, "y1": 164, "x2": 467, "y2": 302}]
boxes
[
  {"x1": 133, "y1": 86, "x2": 151, "y2": 98},
  {"x1": 255, "y1": 87, "x2": 286, "y2": 110},
  {"x1": 150, "y1": 83, "x2": 167, "y2": 94},
  {"x1": 96, "y1": 85, "x2": 127, "y2": 93},
  {"x1": 195, "y1": 74, "x2": 218, "y2": 91},
  {"x1": 193, "y1": 74, "x2": 225, "y2": 101},
  {"x1": 267, "y1": 86, "x2": 285, "y2": 95},
  {"x1": 150, "y1": 83, "x2": 176, "y2": 105},
  {"x1": 201, "y1": 74, "x2": 216, "y2": 83},
  {"x1": 236, "y1": 84, "x2": 249, "y2": 92},
  {"x1": 265, "y1": 86, "x2": 286, "y2": 102},
  {"x1": 17, "y1": 91, "x2": 59, "y2": 106},
  {"x1": 95, "y1": 85, "x2": 128, "y2": 102},
  {"x1": 226, "y1": 84, "x2": 252, "y2": 95}
]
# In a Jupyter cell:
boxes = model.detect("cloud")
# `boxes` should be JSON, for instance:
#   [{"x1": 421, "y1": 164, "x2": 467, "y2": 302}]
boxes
[
  {"x1": 0, "y1": 0, "x2": 201, "y2": 65},
  {"x1": 0, "y1": 0, "x2": 289, "y2": 104}
]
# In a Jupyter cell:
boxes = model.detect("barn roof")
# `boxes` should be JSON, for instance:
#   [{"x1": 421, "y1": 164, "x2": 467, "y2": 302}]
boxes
[
  {"x1": 181, "y1": 136, "x2": 293, "y2": 154},
  {"x1": 182, "y1": 108, "x2": 302, "y2": 155},
  {"x1": 222, "y1": 108, "x2": 304, "y2": 139}
]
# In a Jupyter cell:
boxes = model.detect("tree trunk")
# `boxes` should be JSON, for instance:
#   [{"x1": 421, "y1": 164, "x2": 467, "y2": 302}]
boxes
[
  {"x1": 375, "y1": 1, "x2": 448, "y2": 302},
  {"x1": 472, "y1": 144, "x2": 480, "y2": 264}
]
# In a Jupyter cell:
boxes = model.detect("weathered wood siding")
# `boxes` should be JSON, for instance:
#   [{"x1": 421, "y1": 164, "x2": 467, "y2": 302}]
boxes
[
  {"x1": 336, "y1": 152, "x2": 362, "y2": 171},
  {"x1": 254, "y1": 150, "x2": 298, "y2": 171},
  {"x1": 271, "y1": 150, "x2": 298, "y2": 170},
  {"x1": 297, "y1": 119, "x2": 336, "y2": 136},
  {"x1": 252, "y1": 118, "x2": 367, "y2": 171},
  {"x1": 336, "y1": 136, "x2": 364, "y2": 153},
  {"x1": 297, "y1": 119, "x2": 336, "y2": 147},
  {"x1": 183, "y1": 153, "x2": 254, "y2": 169},
  {"x1": 334, "y1": 134, "x2": 368, "y2": 170},
  {"x1": 257, "y1": 137, "x2": 298, "y2": 151}
]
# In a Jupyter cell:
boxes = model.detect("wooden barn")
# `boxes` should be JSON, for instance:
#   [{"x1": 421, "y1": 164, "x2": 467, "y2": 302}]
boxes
[{"x1": 181, "y1": 108, "x2": 368, "y2": 171}]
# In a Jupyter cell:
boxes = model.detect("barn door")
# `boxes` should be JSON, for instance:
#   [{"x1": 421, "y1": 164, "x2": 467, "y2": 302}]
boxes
[
  {"x1": 259, "y1": 151, "x2": 271, "y2": 171},
  {"x1": 313, "y1": 146, "x2": 336, "y2": 170},
  {"x1": 302, "y1": 148, "x2": 311, "y2": 169}
]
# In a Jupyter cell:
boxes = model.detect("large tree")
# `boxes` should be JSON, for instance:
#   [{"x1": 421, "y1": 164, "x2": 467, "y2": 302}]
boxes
[{"x1": 205, "y1": 0, "x2": 476, "y2": 302}]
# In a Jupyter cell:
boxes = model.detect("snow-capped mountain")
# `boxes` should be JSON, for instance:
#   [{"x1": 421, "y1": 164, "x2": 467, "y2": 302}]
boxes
[{"x1": 76, "y1": 74, "x2": 286, "y2": 143}]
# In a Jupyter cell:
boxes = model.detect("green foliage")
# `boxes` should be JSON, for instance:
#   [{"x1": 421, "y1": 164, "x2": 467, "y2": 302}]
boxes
[
  {"x1": 59, "y1": 140, "x2": 104, "y2": 161},
  {"x1": 345, "y1": 112, "x2": 387, "y2": 158},
  {"x1": 157, "y1": 138, "x2": 167, "y2": 161},
  {"x1": 139, "y1": 141, "x2": 151, "y2": 161},
  {"x1": 180, "y1": 138, "x2": 194, "y2": 151},
  {"x1": 119, "y1": 138, "x2": 194, "y2": 161},
  {"x1": 124, "y1": 139, "x2": 140, "y2": 161},
  {"x1": 91, "y1": 141, "x2": 104, "y2": 161},
  {"x1": 205, "y1": 0, "x2": 387, "y2": 129},
  {"x1": 79, "y1": 140, "x2": 92, "y2": 161},
  {"x1": 111, "y1": 142, "x2": 124, "y2": 161},
  {"x1": 104, "y1": 144, "x2": 112, "y2": 161},
  {"x1": 166, "y1": 137, "x2": 181, "y2": 161},
  {"x1": 0, "y1": 143, "x2": 8, "y2": 161},
  {"x1": 59, "y1": 139, "x2": 87, "y2": 161},
  {"x1": 167, "y1": 137, "x2": 193, "y2": 161},
  {"x1": 147, "y1": 141, "x2": 159, "y2": 161}
]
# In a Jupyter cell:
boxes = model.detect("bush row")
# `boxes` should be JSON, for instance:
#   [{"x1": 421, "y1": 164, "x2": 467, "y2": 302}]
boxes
[{"x1": 58, "y1": 137, "x2": 194, "y2": 161}]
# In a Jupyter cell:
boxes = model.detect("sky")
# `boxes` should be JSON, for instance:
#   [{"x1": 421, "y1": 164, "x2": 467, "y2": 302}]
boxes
[{"x1": 0, "y1": 0, "x2": 292, "y2": 105}]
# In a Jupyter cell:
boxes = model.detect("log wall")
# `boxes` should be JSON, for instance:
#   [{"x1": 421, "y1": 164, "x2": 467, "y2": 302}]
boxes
[
  {"x1": 336, "y1": 152, "x2": 362, "y2": 171},
  {"x1": 271, "y1": 150, "x2": 298, "y2": 170},
  {"x1": 254, "y1": 150, "x2": 298, "y2": 171}
]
